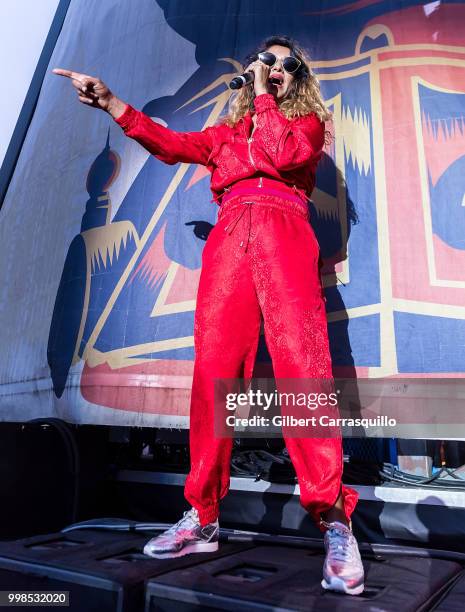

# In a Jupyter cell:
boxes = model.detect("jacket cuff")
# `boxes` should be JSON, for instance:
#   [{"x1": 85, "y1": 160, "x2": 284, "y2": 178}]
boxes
[
  {"x1": 253, "y1": 93, "x2": 278, "y2": 113},
  {"x1": 113, "y1": 104, "x2": 138, "y2": 131}
]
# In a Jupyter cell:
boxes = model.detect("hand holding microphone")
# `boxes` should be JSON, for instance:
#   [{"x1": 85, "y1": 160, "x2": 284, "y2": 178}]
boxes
[{"x1": 229, "y1": 54, "x2": 274, "y2": 95}]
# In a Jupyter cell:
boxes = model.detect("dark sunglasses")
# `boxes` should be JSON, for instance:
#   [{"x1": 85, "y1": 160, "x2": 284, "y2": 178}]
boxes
[{"x1": 257, "y1": 51, "x2": 302, "y2": 74}]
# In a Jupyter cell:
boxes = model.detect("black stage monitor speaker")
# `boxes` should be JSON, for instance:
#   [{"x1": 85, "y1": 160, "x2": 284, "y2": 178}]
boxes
[
  {"x1": 433, "y1": 571, "x2": 465, "y2": 612},
  {"x1": 145, "y1": 545, "x2": 463, "y2": 612},
  {"x1": 0, "y1": 529, "x2": 253, "y2": 612}
]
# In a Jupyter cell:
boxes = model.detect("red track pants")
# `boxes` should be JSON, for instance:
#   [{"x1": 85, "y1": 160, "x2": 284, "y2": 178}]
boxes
[{"x1": 184, "y1": 184, "x2": 358, "y2": 528}]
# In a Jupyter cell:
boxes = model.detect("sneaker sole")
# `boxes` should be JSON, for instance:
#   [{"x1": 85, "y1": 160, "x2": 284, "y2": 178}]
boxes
[
  {"x1": 143, "y1": 540, "x2": 219, "y2": 559},
  {"x1": 321, "y1": 577, "x2": 364, "y2": 596}
]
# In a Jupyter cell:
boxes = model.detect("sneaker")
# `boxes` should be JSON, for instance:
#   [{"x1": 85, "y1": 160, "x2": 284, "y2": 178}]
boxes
[
  {"x1": 321, "y1": 521, "x2": 365, "y2": 595},
  {"x1": 143, "y1": 507, "x2": 219, "y2": 559}
]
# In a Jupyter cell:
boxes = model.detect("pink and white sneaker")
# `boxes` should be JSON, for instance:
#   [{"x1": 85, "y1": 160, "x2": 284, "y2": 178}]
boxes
[{"x1": 321, "y1": 521, "x2": 365, "y2": 595}]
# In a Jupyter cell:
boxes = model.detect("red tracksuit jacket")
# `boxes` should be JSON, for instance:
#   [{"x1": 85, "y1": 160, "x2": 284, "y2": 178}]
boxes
[{"x1": 114, "y1": 92, "x2": 325, "y2": 204}]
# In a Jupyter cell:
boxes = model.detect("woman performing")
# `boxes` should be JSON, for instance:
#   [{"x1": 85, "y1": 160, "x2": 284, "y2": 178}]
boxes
[{"x1": 54, "y1": 34, "x2": 364, "y2": 595}]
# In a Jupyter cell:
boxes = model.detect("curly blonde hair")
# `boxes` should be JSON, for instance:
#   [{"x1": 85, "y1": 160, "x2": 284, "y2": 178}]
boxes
[{"x1": 219, "y1": 35, "x2": 332, "y2": 128}]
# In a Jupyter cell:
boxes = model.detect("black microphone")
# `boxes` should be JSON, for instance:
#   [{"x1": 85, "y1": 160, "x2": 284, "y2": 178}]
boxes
[{"x1": 229, "y1": 71, "x2": 254, "y2": 90}]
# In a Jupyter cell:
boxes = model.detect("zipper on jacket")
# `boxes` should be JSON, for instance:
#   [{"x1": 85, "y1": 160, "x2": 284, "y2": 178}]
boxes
[{"x1": 247, "y1": 136, "x2": 257, "y2": 171}]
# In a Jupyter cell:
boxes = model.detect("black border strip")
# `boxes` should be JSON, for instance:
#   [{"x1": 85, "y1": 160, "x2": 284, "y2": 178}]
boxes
[{"x1": 0, "y1": 0, "x2": 72, "y2": 208}]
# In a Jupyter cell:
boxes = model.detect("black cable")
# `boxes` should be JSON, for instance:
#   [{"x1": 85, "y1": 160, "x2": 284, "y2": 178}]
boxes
[{"x1": 61, "y1": 518, "x2": 465, "y2": 565}]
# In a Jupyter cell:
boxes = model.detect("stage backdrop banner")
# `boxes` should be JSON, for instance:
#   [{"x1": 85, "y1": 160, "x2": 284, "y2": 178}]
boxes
[{"x1": 0, "y1": 0, "x2": 464, "y2": 427}]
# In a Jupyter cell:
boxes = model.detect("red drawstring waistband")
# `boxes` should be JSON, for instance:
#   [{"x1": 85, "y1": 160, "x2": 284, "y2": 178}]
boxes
[
  {"x1": 211, "y1": 176, "x2": 310, "y2": 207},
  {"x1": 221, "y1": 176, "x2": 308, "y2": 204},
  {"x1": 219, "y1": 179, "x2": 310, "y2": 253}
]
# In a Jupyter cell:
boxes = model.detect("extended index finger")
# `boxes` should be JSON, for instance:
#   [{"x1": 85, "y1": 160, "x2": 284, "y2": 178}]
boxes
[{"x1": 52, "y1": 68, "x2": 80, "y2": 80}]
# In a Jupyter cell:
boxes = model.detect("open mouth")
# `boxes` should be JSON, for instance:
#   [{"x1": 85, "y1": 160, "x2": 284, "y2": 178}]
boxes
[{"x1": 268, "y1": 75, "x2": 284, "y2": 87}]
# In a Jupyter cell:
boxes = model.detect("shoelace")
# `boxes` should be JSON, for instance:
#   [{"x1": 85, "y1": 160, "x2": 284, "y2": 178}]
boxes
[
  {"x1": 327, "y1": 527, "x2": 354, "y2": 562},
  {"x1": 164, "y1": 508, "x2": 198, "y2": 534}
]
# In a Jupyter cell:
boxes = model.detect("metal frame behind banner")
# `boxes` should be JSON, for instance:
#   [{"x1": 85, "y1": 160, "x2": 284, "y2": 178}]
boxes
[{"x1": 0, "y1": 0, "x2": 72, "y2": 209}]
